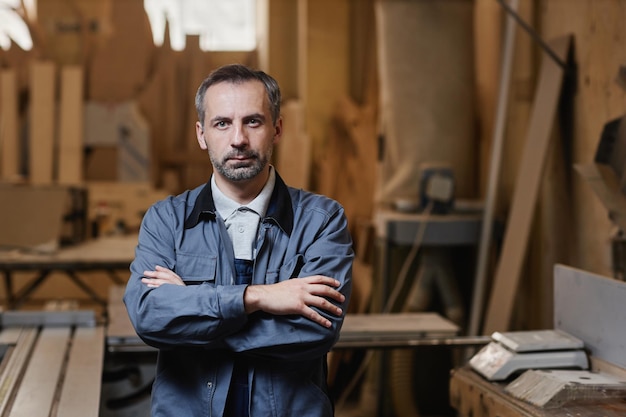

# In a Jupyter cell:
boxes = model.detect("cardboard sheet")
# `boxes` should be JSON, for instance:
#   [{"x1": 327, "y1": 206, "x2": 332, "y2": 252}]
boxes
[{"x1": 0, "y1": 185, "x2": 68, "y2": 251}]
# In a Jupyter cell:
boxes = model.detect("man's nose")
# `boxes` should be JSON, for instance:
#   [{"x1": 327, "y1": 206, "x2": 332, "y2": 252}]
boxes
[{"x1": 232, "y1": 125, "x2": 249, "y2": 147}]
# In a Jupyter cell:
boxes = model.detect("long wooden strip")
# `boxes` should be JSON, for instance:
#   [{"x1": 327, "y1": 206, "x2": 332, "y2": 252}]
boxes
[
  {"x1": 29, "y1": 61, "x2": 56, "y2": 185},
  {"x1": 0, "y1": 328, "x2": 38, "y2": 415},
  {"x1": 55, "y1": 326, "x2": 104, "y2": 417},
  {"x1": 0, "y1": 69, "x2": 19, "y2": 181},
  {"x1": 467, "y1": 0, "x2": 518, "y2": 338},
  {"x1": 57, "y1": 66, "x2": 84, "y2": 185},
  {"x1": 0, "y1": 327, "x2": 23, "y2": 345},
  {"x1": 8, "y1": 327, "x2": 70, "y2": 417},
  {"x1": 482, "y1": 35, "x2": 571, "y2": 334}
]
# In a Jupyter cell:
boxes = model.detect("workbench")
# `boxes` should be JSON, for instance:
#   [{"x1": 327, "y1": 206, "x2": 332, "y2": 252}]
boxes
[
  {"x1": 0, "y1": 310, "x2": 104, "y2": 417},
  {"x1": 450, "y1": 265, "x2": 626, "y2": 417},
  {"x1": 0, "y1": 234, "x2": 137, "y2": 309},
  {"x1": 450, "y1": 365, "x2": 626, "y2": 417}
]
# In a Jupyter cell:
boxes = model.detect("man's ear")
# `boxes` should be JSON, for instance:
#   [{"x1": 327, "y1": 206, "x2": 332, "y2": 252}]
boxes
[
  {"x1": 196, "y1": 121, "x2": 207, "y2": 149},
  {"x1": 273, "y1": 117, "x2": 283, "y2": 145}
]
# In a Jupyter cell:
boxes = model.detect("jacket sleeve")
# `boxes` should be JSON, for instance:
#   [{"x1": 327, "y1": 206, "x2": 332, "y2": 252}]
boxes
[
  {"x1": 123, "y1": 199, "x2": 249, "y2": 349},
  {"x1": 222, "y1": 204, "x2": 354, "y2": 362}
]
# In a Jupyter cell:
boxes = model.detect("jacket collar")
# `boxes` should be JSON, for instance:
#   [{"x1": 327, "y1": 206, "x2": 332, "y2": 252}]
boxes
[{"x1": 184, "y1": 171, "x2": 294, "y2": 236}]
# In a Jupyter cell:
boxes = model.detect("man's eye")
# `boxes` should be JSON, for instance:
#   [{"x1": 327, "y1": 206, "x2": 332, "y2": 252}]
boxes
[
  {"x1": 216, "y1": 121, "x2": 227, "y2": 128},
  {"x1": 248, "y1": 119, "x2": 260, "y2": 126}
]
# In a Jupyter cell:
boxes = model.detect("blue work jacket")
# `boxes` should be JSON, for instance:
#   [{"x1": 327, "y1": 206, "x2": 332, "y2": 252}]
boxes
[{"x1": 124, "y1": 172, "x2": 354, "y2": 417}]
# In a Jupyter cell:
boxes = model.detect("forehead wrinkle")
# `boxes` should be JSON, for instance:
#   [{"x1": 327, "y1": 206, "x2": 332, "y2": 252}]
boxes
[{"x1": 204, "y1": 81, "x2": 270, "y2": 122}]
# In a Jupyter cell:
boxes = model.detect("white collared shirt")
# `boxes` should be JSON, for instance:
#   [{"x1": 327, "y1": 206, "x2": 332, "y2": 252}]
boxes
[{"x1": 211, "y1": 167, "x2": 276, "y2": 260}]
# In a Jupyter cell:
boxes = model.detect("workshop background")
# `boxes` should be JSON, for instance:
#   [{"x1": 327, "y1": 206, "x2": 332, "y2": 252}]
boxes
[{"x1": 0, "y1": 0, "x2": 625, "y2": 416}]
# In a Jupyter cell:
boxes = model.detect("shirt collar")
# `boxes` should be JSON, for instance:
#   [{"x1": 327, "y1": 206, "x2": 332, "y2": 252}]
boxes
[
  {"x1": 184, "y1": 168, "x2": 293, "y2": 236},
  {"x1": 211, "y1": 167, "x2": 276, "y2": 220}
]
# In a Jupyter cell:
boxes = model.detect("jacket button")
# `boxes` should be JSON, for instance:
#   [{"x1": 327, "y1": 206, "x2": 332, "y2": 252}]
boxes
[{"x1": 207, "y1": 382, "x2": 213, "y2": 388}]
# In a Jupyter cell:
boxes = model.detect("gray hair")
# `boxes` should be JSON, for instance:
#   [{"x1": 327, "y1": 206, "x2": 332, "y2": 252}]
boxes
[{"x1": 195, "y1": 64, "x2": 281, "y2": 128}]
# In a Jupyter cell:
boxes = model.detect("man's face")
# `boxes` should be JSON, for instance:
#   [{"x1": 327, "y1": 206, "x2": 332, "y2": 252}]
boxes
[{"x1": 196, "y1": 80, "x2": 281, "y2": 183}]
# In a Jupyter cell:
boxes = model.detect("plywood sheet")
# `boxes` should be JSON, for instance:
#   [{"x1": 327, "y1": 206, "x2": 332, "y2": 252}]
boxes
[
  {"x1": 482, "y1": 35, "x2": 571, "y2": 335},
  {"x1": 0, "y1": 185, "x2": 67, "y2": 251}
]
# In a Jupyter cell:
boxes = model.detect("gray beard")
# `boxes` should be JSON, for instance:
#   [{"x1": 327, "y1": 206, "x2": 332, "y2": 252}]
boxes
[{"x1": 210, "y1": 148, "x2": 272, "y2": 181}]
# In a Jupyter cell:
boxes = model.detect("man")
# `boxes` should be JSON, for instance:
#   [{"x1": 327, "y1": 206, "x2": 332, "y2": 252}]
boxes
[{"x1": 124, "y1": 64, "x2": 353, "y2": 417}]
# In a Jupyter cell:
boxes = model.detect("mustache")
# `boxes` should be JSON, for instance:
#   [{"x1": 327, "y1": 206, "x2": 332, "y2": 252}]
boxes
[{"x1": 223, "y1": 150, "x2": 258, "y2": 160}]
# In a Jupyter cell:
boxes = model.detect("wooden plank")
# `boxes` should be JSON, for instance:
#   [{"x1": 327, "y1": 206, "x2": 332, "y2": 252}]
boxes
[
  {"x1": 0, "y1": 329, "x2": 38, "y2": 416},
  {"x1": 8, "y1": 327, "x2": 70, "y2": 417},
  {"x1": 29, "y1": 62, "x2": 56, "y2": 185},
  {"x1": 107, "y1": 285, "x2": 150, "y2": 351},
  {"x1": 57, "y1": 66, "x2": 84, "y2": 185},
  {"x1": 340, "y1": 313, "x2": 458, "y2": 341},
  {"x1": 505, "y1": 369, "x2": 626, "y2": 409},
  {"x1": 468, "y1": 0, "x2": 519, "y2": 337},
  {"x1": 56, "y1": 326, "x2": 104, "y2": 417},
  {"x1": 0, "y1": 327, "x2": 22, "y2": 345},
  {"x1": 482, "y1": 35, "x2": 572, "y2": 335},
  {"x1": 0, "y1": 69, "x2": 19, "y2": 181},
  {"x1": 107, "y1": 285, "x2": 133, "y2": 338},
  {"x1": 473, "y1": 0, "x2": 502, "y2": 197}
]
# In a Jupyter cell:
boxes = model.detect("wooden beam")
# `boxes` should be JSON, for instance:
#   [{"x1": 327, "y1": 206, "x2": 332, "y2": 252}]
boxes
[
  {"x1": 58, "y1": 66, "x2": 84, "y2": 185},
  {"x1": 0, "y1": 69, "x2": 19, "y2": 182},
  {"x1": 29, "y1": 61, "x2": 56, "y2": 185},
  {"x1": 482, "y1": 35, "x2": 572, "y2": 335},
  {"x1": 56, "y1": 326, "x2": 105, "y2": 417}
]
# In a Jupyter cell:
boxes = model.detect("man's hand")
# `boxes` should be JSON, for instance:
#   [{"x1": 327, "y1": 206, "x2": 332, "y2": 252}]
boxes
[
  {"x1": 244, "y1": 276, "x2": 345, "y2": 328},
  {"x1": 142, "y1": 265, "x2": 185, "y2": 287}
]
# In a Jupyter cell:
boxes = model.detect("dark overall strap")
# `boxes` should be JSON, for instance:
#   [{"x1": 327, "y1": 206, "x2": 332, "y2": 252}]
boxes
[{"x1": 224, "y1": 259, "x2": 253, "y2": 417}]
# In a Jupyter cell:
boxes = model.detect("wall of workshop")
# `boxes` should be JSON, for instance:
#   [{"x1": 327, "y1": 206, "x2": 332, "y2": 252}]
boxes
[
  {"x1": 6, "y1": 0, "x2": 622, "y2": 331},
  {"x1": 495, "y1": 0, "x2": 626, "y2": 329}
]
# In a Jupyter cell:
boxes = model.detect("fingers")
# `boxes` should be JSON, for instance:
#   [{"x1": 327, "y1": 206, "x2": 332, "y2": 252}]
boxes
[
  {"x1": 141, "y1": 265, "x2": 185, "y2": 287},
  {"x1": 302, "y1": 275, "x2": 341, "y2": 288},
  {"x1": 309, "y1": 283, "x2": 346, "y2": 304},
  {"x1": 304, "y1": 306, "x2": 333, "y2": 328},
  {"x1": 288, "y1": 276, "x2": 346, "y2": 327},
  {"x1": 310, "y1": 294, "x2": 343, "y2": 315}
]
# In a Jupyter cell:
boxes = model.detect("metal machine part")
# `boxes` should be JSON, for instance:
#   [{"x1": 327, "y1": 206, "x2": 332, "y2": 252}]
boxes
[{"x1": 469, "y1": 329, "x2": 589, "y2": 381}]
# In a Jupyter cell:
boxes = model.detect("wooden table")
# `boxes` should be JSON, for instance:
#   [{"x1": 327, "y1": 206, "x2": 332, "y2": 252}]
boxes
[
  {"x1": 0, "y1": 235, "x2": 137, "y2": 309},
  {"x1": 450, "y1": 366, "x2": 626, "y2": 417},
  {"x1": 450, "y1": 266, "x2": 626, "y2": 417}
]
